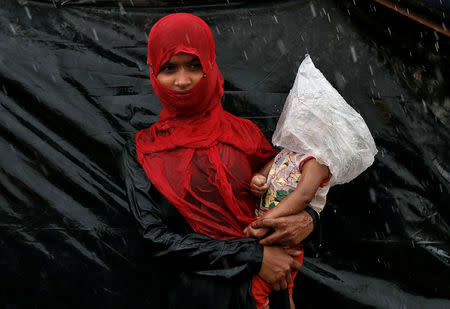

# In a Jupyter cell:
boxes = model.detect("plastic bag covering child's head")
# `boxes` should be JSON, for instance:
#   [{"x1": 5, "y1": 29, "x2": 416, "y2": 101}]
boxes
[{"x1": 272, "y1": 55, "x2": 378, "y2": 185}]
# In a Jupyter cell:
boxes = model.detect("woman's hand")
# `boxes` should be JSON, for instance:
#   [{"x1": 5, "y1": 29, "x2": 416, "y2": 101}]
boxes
[
  {"x1": 259, "y1": 246, "x2": 302, "y2": 291},
  {"x1": 252, "y1": 210, "x2": 314, "y2": 246},
  {"x1": 250, "y1": 173, "x2": 268, "y2": 197},
  {"x1": 243, "y1": 224, "x2": 270, "y2": 238}
]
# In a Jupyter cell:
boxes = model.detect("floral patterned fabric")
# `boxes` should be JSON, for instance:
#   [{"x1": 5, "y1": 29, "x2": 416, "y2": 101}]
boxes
[{"x1": 257, "y1": 148, "x2": 331, "y2": 216}]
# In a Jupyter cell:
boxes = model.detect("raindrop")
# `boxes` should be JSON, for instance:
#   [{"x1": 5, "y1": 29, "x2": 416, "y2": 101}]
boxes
[
  {"x1": 51, "y1": 74, "x2": 57, "y2": 83},
  {"x1": 300, "y1": 34, "x2": 304, "y2": 42},
  {"x1": 347, "y1": 9, "x2": 351, "y2": 15},
  {"x1": 277, "y1": 39, "x2": 287, "y2": 55},
  {"x1": 310, "y1": 3, "x2": 317, "y2": 18},
  {"x1": 336, "y1": 34, "x2": 340, "y2": 40},
  {"x1": 435, "y1": 41, "x2": 439, "y2": 52},
  {"x1": 92, "y1": 28, "x2": 99, "y2": 41},
  {"x1": 215, "y1": 26, "x2": 221, "y2": 35},
  {"x1": 129, "y1": 0, "x2": 135, "y2": 6},
  {"x1": 185, "y1": 34, "x2": 191, "y2": 44},
  {"x1": 9, "y1": 23, "x2": 16, "y2": 35},
  {"x1": 32, "y1": 64, "x2": 38, "y2": 72},
  {"x1": 352, "y1": 0, "x2": 356, "y2": 5},
  {"x1": 327, "y1": 13, "x2": 331, "y2": 23},
  {"x1": 369, "y1": 188, "x2": 377, "y2": 203},
  {"x1": 322, "y1": 8, "x2": 326, "y2": 15},
  {"x1": 24, "y1": 6, "x2": 32, "y2": 20},
  {"x1": 439, "y1": 184, "x2": 443, "y2": 192},
  {"x1": 409, "y1": 50, "x2": 413, "y2": 57},
  {"x1": 273, "y1": 15, "x2": 278, "y2": 23},
  {"x1": 435, "y1": 67, "x2": 443, "y2": 82},
  {"x1": 243, "y1": 50, "x2": 248, "y2": 61},
  {"x1": 406, "y1": 8, "x2": 410, "y2": 14},
  {"x1": 387, "y1": 27, "x2": 391, "y2": 37},
  {"x1": 433, "y1": 31, "x2": 439, "y2": 40},
  {"x1": 119, "y1": 2, "x2": 126, "y2": 15},
  {"x1": 369, "y1": 64, "x2": 373, "y2": 76},
  {"x1": 2, "y1": 85, "x2": 7, "y2": 95},
  {"x1": 422, "y1": 100, "x2": 427, "y2": 113},
  {"x1": 372, "y1": 79, "x2": 376, "y2": 87},
  {"x1": 263, "y1": 37, "x2": 267, "y2": 44},
  {"x1": 231, "y1": 26, "x2": 235, "y2": 33},
  {"x1": 350, "y1": 45, "x2": 357, "y2": 62},
  {"x1": 334, "y1": 71, "x2": 346, "y2": 89},
  {"x1": 442, "y1": 22, "x2": 447, "y2": 31},
  {"x1": 249, "y1": 19, "x2": 253, "y2": 27},
  {"x1": 385, "y1": 222, "x2": 391, "y2": 234}
]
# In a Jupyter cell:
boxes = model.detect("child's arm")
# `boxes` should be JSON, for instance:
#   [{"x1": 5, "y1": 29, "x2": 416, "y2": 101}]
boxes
[
  {"x1": 259, "y1": 158, "x2": 329, "y2": 220},
  {"x1": 250, "y1": 158, "x2": 275, "y2": 197}
]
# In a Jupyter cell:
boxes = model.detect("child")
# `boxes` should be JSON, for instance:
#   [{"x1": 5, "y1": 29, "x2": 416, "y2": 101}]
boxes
[{"x1": 244, "y1": 55, "x2": 378, "y2": 309}]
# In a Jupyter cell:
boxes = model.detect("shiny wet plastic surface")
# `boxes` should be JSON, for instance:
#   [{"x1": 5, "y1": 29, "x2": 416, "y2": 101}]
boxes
[{"x1": 1, "y1": 0, "x2": 449, "y2": 307}]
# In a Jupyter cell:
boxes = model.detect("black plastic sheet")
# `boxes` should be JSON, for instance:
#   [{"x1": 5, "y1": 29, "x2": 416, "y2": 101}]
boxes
[{"x1": 1, "y1": 0, "x2": 449, "y2": 307}]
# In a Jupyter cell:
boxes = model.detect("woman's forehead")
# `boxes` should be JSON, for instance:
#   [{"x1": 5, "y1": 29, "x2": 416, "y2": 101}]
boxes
[{"x1": 166, "y1": 53, "x2": 200, "y2": 64}]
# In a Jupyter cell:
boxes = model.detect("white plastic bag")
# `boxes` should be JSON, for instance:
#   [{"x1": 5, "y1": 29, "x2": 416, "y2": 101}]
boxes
[{"x1": 272, "y1": 55, "x2": 377, "y2": 185}]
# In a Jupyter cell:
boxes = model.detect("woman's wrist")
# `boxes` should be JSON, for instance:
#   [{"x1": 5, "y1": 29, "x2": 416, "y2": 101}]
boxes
[{"x1": 304, "y1": 206, "x2": 319, "y2": 232}]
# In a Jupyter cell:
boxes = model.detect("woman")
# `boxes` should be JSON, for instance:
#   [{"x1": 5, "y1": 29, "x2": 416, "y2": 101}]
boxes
[{"x1": 122, "y1": 13, "x2": 319, "y2": 308}]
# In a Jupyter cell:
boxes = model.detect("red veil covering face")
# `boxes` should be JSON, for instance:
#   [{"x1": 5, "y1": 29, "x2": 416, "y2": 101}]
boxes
[{"x1": 136, "y1": 13, "x2": 276, "y2": 239}]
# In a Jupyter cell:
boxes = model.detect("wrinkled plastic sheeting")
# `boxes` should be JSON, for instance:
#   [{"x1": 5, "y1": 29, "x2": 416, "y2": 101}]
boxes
[
  {"x1": 0, "y1": 0, "x2": 449, "y2": 307},
  {"x1": 272, "y1": 55, "x2": 377, "y2": 185}
]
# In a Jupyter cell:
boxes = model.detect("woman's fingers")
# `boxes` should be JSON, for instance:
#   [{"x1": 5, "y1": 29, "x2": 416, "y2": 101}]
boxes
[
  {"x1": 244, "y1": 226, "x2": 269, "y2": 238},
  {"x1": 284, "y1": 248, "x2": 301, "y2": 257},
  {"x1": 253, "y1": 212, "x2": 315, "y2": 246},
  {"x1": 290, "y1": 259, "x2": 302, "y2": 272},
  {"x1": 259, "y1": 246, "x2": 296, "y2": 292},
  {"x1": 252, "y1": 217, "x2": 277, "y2": 229},
  {"x1": 279, "y1": 277, "x2": 288, "y2": 290},
  {"x1": 259, "y1": 231, "x2": 283, "y2": 245},
  {"x1": 272, "y1": 282, "x2": 281, "y2": 292}
]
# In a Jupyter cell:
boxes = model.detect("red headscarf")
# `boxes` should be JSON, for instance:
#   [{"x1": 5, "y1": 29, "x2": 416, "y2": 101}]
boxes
[{"x1": 136, "y1": 13, "x2": 276, "y2": 239}]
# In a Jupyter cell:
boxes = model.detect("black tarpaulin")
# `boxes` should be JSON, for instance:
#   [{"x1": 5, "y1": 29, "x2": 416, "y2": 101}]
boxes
[{"x1": 1, "y1": 0, "x2": 449, "y2": 308}]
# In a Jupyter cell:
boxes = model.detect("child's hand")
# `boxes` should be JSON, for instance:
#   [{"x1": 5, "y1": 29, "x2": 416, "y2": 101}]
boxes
[
  {"x1": 250, "y1": 173, "x2": 268, "y2": 197},
  {"x1": 244, "y1": 224, "x2": 270, "y2": 238}
]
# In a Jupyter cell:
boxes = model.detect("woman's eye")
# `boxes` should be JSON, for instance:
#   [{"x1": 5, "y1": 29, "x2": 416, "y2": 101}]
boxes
[
  {"x1": 161, "y1": 64, "x2": 176, "y2": 73},
  {"x1": 188, "y1": 63, "x2": 202, "y2": 71}
]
